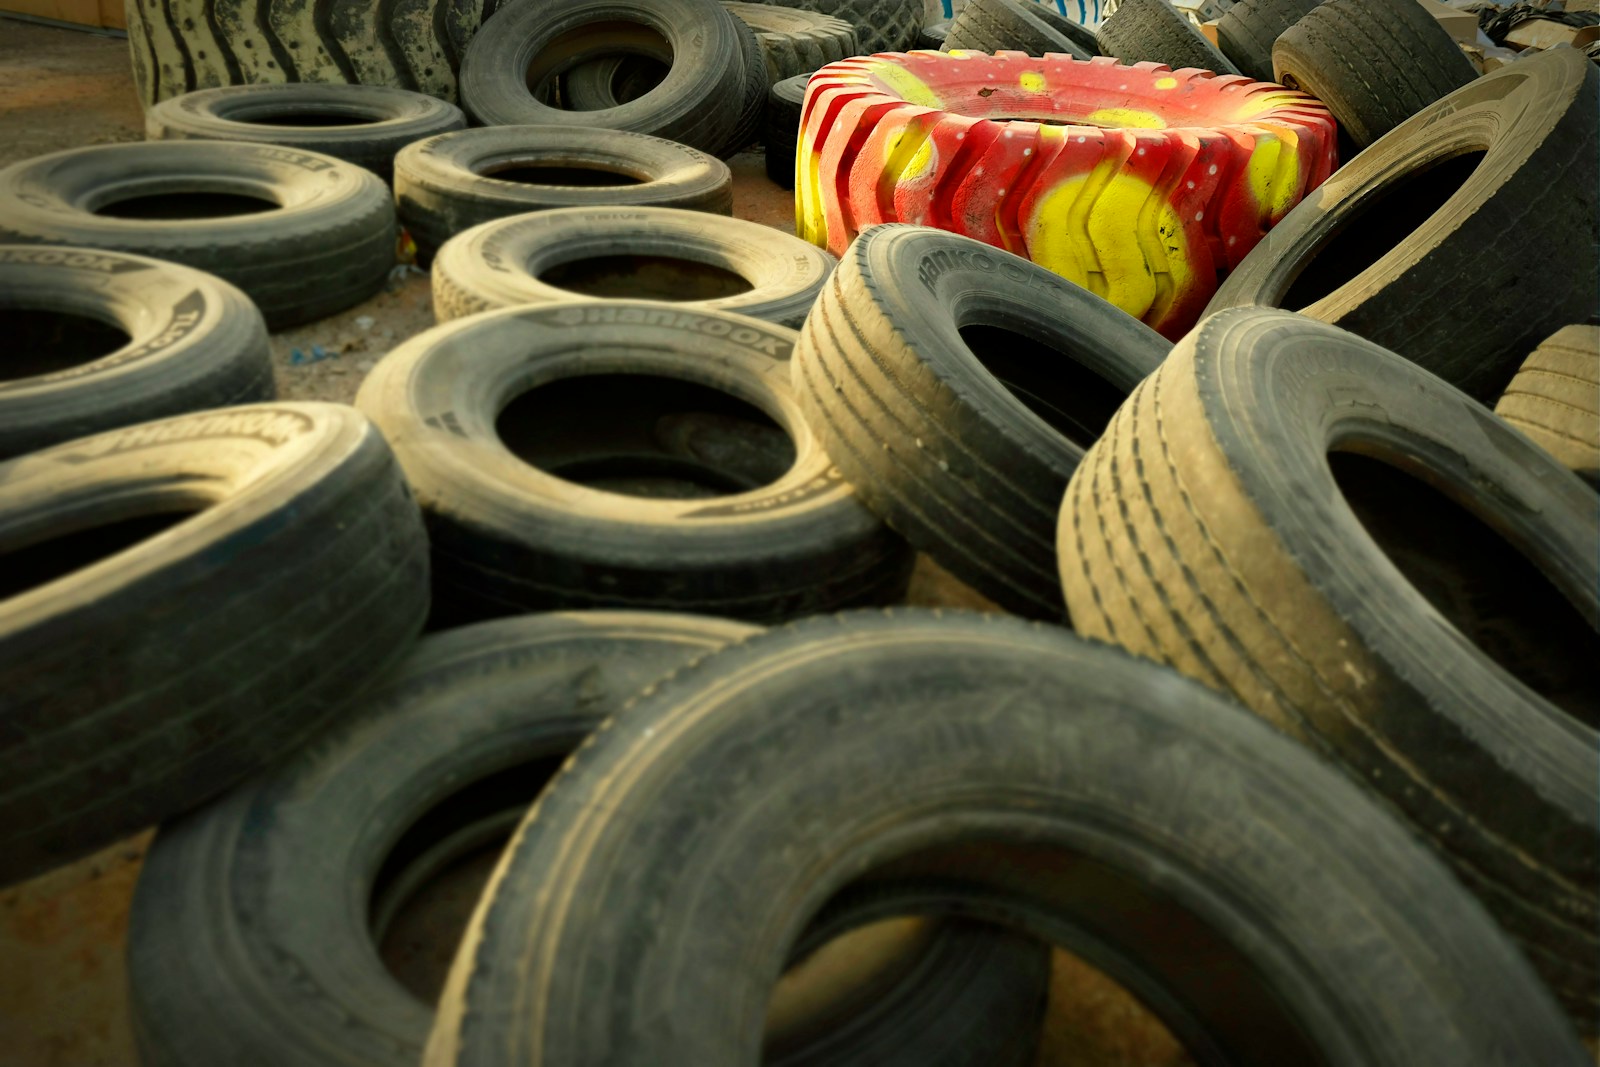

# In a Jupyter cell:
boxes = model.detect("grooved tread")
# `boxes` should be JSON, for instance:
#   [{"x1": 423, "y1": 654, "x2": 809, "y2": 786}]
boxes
[{"x1": 1494, "y1": 326, "x2": 1600, "y2": 482}]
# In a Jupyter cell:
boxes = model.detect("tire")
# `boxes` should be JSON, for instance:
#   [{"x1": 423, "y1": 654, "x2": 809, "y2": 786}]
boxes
[
  {"x1": 431, "y1": 207, "x2": 835, "y2": 329},
  {"x1": 1096, "y1": 0, "x2": 1239, "y2": 73},
  {"x1": 1494, "y1": 325, "x2": 1600, "y2": 487},
  {"x1": 765, "y1": 73, "x2": 808, "y2": 186},
  {"x1": 1272, "y1": 0, "x2": 1477, "y2": 149},
  {"x1": 1019, "y1": 1, "x2": 1102, "y2": 54},
  {"x1": 1057, "y1": 306, "x2": 1600, "y2": 1027},
  {"x1": 755, "y1": 0, "x2": 924, "y2": 53},
  {"x1": 560, "y1": 55, "x2": 669, "y2": 110},
  {"x1": 0, "y1": 402, "x2": 430, "y2": 887},
  {"x1": 0, "y1": 246, "x2": 274, "y2": 459},
  {"x1": 0, "y1": 141, "x2": 394, "y2": 330},
  {"x1": 1216, "y1": 0, "x2": 1321, "y2": 81},
  {"x1": 130, "y1": 610, "x2": 1048, "y2": 1067},
  {"x1": 728, "y1": 13, "x2": 771, "y2": 153},
  {"x1": 356, "y1": 301, "x2": 913, "y2": 624},
  {"x1": 423, "y1": 611, "x2": 1587, "y2": 1067},
  {"x1": 122, "y1": 0, "x2": 494, "y2": 108},
  {"x1": 793, "y1": 226, "x2": 1168, "y2": 618},
  {"x1": 918, "y1": 19, "x2": 950, "y2": 49},
  {"x1": 943, "y1": 0, "x2": 1092, "y2": 59},
  {"x1": 724, "y1": 2, "x2": 859, "y2": 81},
  {"x1": 394, "y1": 126, "x2": 733, "y2": 262},
  {"x1": 798, "y1": 51, "x2": 1336, "y2": 337},
  {"x1": 458, "y1": 0, "x2": 752, "y2": 156},
  {"x1": 145, "y1": 84, "x2": 466, "y2": 182},
  {"x1": 1205, "y1": 49, "x2": 1600, "y2": 401}
]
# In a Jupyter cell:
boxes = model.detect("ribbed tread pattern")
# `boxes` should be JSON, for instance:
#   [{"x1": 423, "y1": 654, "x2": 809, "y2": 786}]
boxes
[
  {"x1": 944, "y1": 0, "x2": 1092, "y2": 59},
  {"x1": 724, "y1": 2, "x2": 857, "y2": 81},
  {"x1": 754, "y1": 0, "x2": 924, "y2": 53},
  {"x1": 1097, "y1": 0, "x2": 1239, "y2": 74},
  {"x1": 1216, "y1": 0, "x2": 1321, "y2": 82},
  {"x1": 1494, "y1": 325, "x2": 1600, "y2": 485}
]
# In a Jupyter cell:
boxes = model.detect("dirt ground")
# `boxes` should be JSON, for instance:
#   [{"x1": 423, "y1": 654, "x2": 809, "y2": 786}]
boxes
[{"x1": 0, "y1": 18, "x2": 1193, "y2": 1067}]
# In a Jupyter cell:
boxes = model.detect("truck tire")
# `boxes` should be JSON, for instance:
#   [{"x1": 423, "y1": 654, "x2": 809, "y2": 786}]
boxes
[
  {"x1": 424, "y1": 611, "x2": 1587, "y2": 1067},
  {"x1": 356, "y1": 301, "x2": 913, "y2": 624},
  {"x1": 1205, "y1": 50, "x2": 1600, "y2": 401},
  {"x1": 724, "y1": 2, "x2": 858, "y2": 81},
  {"x1": 943, "y1": 0, "x2": 1092, "y2": 59},
  {"x1": 394, "y1": 126, "x2": 733, "y2": 262},
  {"x1": 1096, "y1": 0, "x2": 1239, "y2": 73},
  {"x1": 765, "y1": 73, "x2": 809, "y2": 186},
  {"x1": 1216, "y1": 0, "x2": 1321, "y2": 81},
  {"x1": 0, "y1": 141, "x2": 394, "y2": 330},
  {"x1": 0, "y1": 402, "x2": 429, "y2": 887},
  {"x1": 1057, "y1": 306, "x2": 1600, "y2": 1028},
  {"x1": 755, "y1": 0, "x2": 924, "y2": 53},
  {"x1": 1494, "y1": 325, "x2": 1600, "y2": 488},
  {"x1": 0, "y1": 246, "x2": 273, "y2": 459},
  {"x1": 432, "y1": 207, "x2": 835, "y2": 328}
]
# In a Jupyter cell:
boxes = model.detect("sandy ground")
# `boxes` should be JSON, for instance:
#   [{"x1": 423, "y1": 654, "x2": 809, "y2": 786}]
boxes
[{"x1": 0, "y1": 18, "x2": 1199, "y2": 1067}]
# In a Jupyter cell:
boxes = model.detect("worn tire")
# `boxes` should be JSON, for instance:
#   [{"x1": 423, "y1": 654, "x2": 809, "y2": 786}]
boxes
[
  {"x1": 1272, "y1": 0, "x2": 1477, "y2": 149},
  {"x1": 725, "y1": 2, "x2": 858, "y2": 81},
  {"x1": 1494, "y1": 325, "x2": 1600, "y2": 487},
  {"x1": 944, "y1": 0, "x2": 1092, "y2": 59},
  {"x1": 755, "y1": 0, "x2": 924, "y2": 53},
  {"x1": 357, "y1": 301, "x2": 913, "y2": 624},
  {"x1": 1206, "y1": 49, "x2": 1600, "y2": 401},
  {"x1": 0, "y1": 141, "x2": 394, "y2": 330},
  {"x1": 424, "y1": 611, "x2": 1587, "y2": 1067},
  {"x1": 459, "y1": 0, "x2": 751, "y2": 156},
  {"x1": 394, "y1": 126, "x2": 733, "y2": 261},
  {"x1": 918, "y1": 19, "x2": 950, "y2": 49},
  {"x1": 794, "y1": 226, "x2": 1168, "y2": 618},
  {"x1": 1058, "y1": 306, "x2": 1600, "y2": 1027},
  {"x1": 0, "y1": 403, "x2": 429, "y2": 886},
  {"x1": 145, "y1": 83, "x2": 465, "y2": 182},
  {"x1": 432, "y1": 207, "x2": 835, "y2": 329},
  {"x1": 765, "y1": 73, "x2": 808, "y2": 186},
  {"x1": 1096, "y1": 0, "x2": 1239, "y2": 73},
  {"x1": 1215, "y1": 0, "x2": 1320, "y2": 81},
  {"x1": 728, "y1": 13, "x2": 771, "y2": 152},
  {"x1": 0, "y1": 246, "x2": 274, "y2": 459}
]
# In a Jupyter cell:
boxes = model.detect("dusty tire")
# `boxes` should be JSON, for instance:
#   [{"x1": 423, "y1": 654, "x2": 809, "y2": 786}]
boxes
[
  {"x1": 1096, "y1": 0, "x2": 1239, "y2": 73},
  {"x1": 724, "y1": 2, "x2": 858, "y2": 81},
  {"x1": 0, "y1": 141, "x2": 395, "y2": 330},
  {"x1": 943, "y1": 0, "x2": 1092, "y2": 59},
  {"x1": 424, "y1": 611, "x2": 1587, "y2": 1067},
  {"x1": 122, "y1": 0, "x2": 492, "y2": 108},
  {"x1": 918, "y1": 19, "x2": 950, "y2": 49},
  {"x1": 394, "y1": 126, "x2": 733, "y2": 262},
  {"x1": 1215, "y1": 0, "x2": 1321, "y2": 82},
  {"x1": 1494, "y1": 325, "x2": 1600, "y2": 487},
  {"x1": 1205, "y1": 49, "x2": 1600, "y2": 401},
  {"x1": 798, "y1": 51, "x2": 1336, "y2": 337},
  {"x1": 458, "y1": 0, "x2": 752, "y2": 156},
  {"x1": 0, "y1": 403, "x2": 430, "y2": 887},
  {"x1": 1272, "y1": 0, "x2": 1477, "y2": 149},
  {"x1": 794, "y1": 226, "x2": 1168, "y2": 618},
  {"x1": 356, "y1": 301, "x2": 913, "y2": 624},
  {"x1": 755, "y1": 0, "x2": 924, "y2": 53},
  {"x1": 1057, "y1": 306, "x2": 1600, "y2": 1027},
  {"x1": 432, "y1": 207, "x2": 835, "y2": 329},
  {"x1": 145, "y1": 84, "x2": 466, "y2": 182},
  {"x1": 728, "y1": 13, "x2": 771, "y2": 153},
  {"x1": 765, "y1": 74, "x2": 808, "y2": 186},
  {"x1": 0, "y1": 246, "x2": 274, "y2": 459}
]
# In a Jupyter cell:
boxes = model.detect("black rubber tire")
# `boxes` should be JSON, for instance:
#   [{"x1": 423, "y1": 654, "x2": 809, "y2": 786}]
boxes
[
  {"x1": 1271, "y1": 0, "x2": 1478, "y2": 149},
  {"x1": 0, "y1": 141, "x2": 394, "y2": 330},
  {"x1": 724, "y1": 2, "x2": 858, "y2": 81},
  {"x1": 458, "y1": 0, "x2": 751, "y2": 156},
  {"x1": 917, "y1": 19, "x2": 950, "y2": 50},
  {"x1": 122, "y1": 0, "x2": 498, "y2": 108},
  {"x1": 1215, "y1": 0, "x2": 1321, "y2": 82},
  {"x1": 145, "y1": 83, "x2": 466, "y2": 182},
  {"x1": 130, "y1": 610, "x2": 1049, "y2": 1067},
  {"x1": 431, "y1": 207, "x2": 835, "y2": 329},
  {"x1": 1096, "y1": 0, "x2": 1239, "y2": 73},
  {"x1": 424, "y1": 611, "x2": 1587, "y2": 1067},
  {"x1": 0, "y1": 246, "x2": 274, "y2": 459},
  {"x1": 728, "y1": 12, "x2": 771, "y2": 153},
  {"x1": 356, "y1": 301, "x2": 913, "y2": 624},
  {"x1": 1205, "y1": 49, "x2": 1600, "y2": 402},
  {"x1": 1058, "y1": 306, "x2": 1600, "y2": 1029},
  {"x1": 754, "y1": 0, "x2": 924, "y2": 53},
  {"x1": 1020, "y1": 0, "x2": 1102, "y2": 55},
  {"x1": 394, "y1": 126, "x2": 733, "y2": 262},
  {"x1": 944, "y1": 0, "x2": 1093, "y2": 59},
  {"x1": 1494, "y1": 325, "x2": 1600, "y2": 488},
  {"x1": 792, "y1": 225, "x2": 1170, "y2": 620},
  {"x1": 764, "y1": 73, "x2": 808, "y2": 187},
  {"x1": 0, "y1": 402, "x2": 430, "y2": 887},
  {"x1": 559, "y1": 54, "x2": 669, "y2": 110}
]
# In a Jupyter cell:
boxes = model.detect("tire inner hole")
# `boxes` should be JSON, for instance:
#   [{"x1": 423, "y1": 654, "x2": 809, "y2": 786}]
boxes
[
  {"x1": 95, "y1": 191, "x2": 279, "y2": 219},
  {"x1": 236, "y1": 109, "x2": 384, "y2": 127},
  {"x1": 1329, "y1": 449, "x2": 1600, "y2": 730},
  {"x1": 957, "y1": 323, "x2": 1129, "y2": 447},
  {"x1": 0, "y1": 509, "x2": 200, "y2": 602},
  {"x1": 526, "y1": 20, "x2": 673, "y2": 105},
  {"x1": 539, "y1": 254, "x2": 754, "y2": 302},
  {"x1": 497, "y1": 373, "x2": 795, "y2": 499},
  {"x1": 0, "y1": 307, "x2": 131, "y2": 379},
  {"x1": 1282, "y1": 150, "x2": 1486, "y2": 308},
  {"x1": 477, "y1": 160, "x2": 647, "y2": 187}
]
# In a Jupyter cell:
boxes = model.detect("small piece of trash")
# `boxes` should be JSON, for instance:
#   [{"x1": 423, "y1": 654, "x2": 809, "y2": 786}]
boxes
[
  {"x1": 355, "y1": 315, "x2": 376, "y2": 331},
  {"x1": 288, "y1": 344, "x2": 337, "y2": 366}
]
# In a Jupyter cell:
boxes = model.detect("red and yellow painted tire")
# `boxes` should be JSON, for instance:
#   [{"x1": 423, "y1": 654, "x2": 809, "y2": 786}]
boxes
[{"x1": 796, "y1": 51, "x2": 1337, "y2": 337}]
